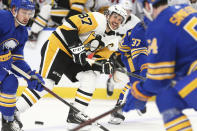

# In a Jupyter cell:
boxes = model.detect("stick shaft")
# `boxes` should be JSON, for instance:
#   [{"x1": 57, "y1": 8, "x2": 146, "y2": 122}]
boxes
[
  {"x1": 11, "y1": 64, "x2": 109, "y2": 131},
  {"x1": 71, "y1": 104, "x2": 124, "y2": 131},
  {"x1": 86, "y1": 58, "x2": 146, "y2": 81}
]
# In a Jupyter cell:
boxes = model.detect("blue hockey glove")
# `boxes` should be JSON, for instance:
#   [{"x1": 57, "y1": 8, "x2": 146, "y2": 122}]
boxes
[
  {"x1": 27, "y1": 71, "x2": 45, "y2": 92},
  {"x1": 0, "y1": 50, "x2": 13, "y2": 70},
  {"x1": 122, "y1": 81, "x2": 152, "y2": 112}
]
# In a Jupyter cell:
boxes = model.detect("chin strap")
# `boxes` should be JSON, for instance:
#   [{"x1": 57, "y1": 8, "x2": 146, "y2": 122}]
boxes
[{"x1": 143, "y1": 3, "x2": 154, "y2": 21}]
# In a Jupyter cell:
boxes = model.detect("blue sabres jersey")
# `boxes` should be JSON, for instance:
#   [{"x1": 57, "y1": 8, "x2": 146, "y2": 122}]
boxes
[
  {"x1": 0, "y1": 10, "x2": 31, "y2": 73},
  {"x1": 144, "y1": 4, "x2": 197, "y2": 94},
  {"x1": 119, "y1": 22, "x2": 148, "y2": 83}
]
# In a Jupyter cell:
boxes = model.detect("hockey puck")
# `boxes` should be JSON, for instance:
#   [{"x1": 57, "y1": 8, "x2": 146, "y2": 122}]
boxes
[{"x1": 35, "y1": 121, "x2": 44, "y2": 125}]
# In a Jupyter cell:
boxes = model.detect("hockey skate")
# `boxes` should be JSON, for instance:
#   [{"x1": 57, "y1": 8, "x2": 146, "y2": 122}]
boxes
[
  {"x1": 108, "y1": 100, "x2": 125, "y2": 125},
  {"x1": 13, "y1": 109, "x2": 23, "y2": 129},
  {"x1": 1, "y1": 116, "x2": 23, "y2": 131},
  {"x1": 66, "y1": 108, "x2": 91, "y2": 130}
]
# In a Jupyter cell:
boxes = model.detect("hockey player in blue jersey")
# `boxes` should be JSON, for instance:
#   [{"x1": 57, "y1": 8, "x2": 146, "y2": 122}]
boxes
[
  {"x1": 123, "y1": 0, "x2": 197, "y2": 130},
  {"x1": 108, "y1": 16, "x2": 149, "y2": 125},
  {"x1": 0, "y1": 0, "x2": 45, "y2": 131}
]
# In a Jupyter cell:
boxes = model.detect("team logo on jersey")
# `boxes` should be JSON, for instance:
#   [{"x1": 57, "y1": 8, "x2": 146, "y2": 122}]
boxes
[{"x1": 2, "y1": 39, "x2": 19, "y2": 50}]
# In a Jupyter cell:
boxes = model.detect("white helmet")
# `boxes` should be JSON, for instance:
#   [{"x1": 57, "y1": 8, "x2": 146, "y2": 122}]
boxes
[
  {"x1": 119, "y1": 0, "x2": 133, "y2": 11},
  {"x1": 168, "y1": 0, "x2": 191, "y2": 6},
  {"x1": 107, "y1": 4, "x2": 127, "y2": 24}
]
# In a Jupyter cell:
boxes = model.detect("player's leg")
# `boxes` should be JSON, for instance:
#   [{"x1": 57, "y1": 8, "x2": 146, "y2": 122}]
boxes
[
  {"x1": 173, "y1": 70, "x2": 197, "y2": 110},
  {"x1": 156, "y1": 87, "x2": 192, "y2": 131},
  {"x1": 63, "y1": 63, "x2": 96, "y2": 125},
  {"x1": 0, "y1": 68, "x2": 21, "y2": 131},
  {"x1": 108, "y1": 82, "x2": 130, "y2": 125},
  {"x1": 29, "y1": 4, "x2": 52, "y2": 41},
  {"x1": 15, "y1": 40, "x2": 70, "y2": 128}
]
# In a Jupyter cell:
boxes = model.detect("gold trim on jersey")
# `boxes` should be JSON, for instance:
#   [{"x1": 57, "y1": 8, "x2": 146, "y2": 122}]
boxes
[
  {"x1": 0, "y1": 93, "x2": 15, "y2": 98},
  {"x1": 147, "y1": 61, "x2": 175, "y2": 80},
  {"x1": 131, "y1": 81, "x2": 151, "y2": 101},
  {"x1": 140, "y1": 63, "x2": 148, "y2": 72},
  {"x1": 147, "y1": 74, "x2": 175, "y2": 80},
  {"x1": 119, "y1": 41, "x2": 131, "y2": 53},
  {"x1": 128, "y1": 56, "x2": 135, "y2": 72},
  {"x1": 165, "y1": 115, "x2": 191, "y2": 131},
  {"x1": 131, "y1": 47, "x2": 148, "y2": 59},
  {"x1": 0, "y1": 97, "x2": 16, "y2": 103},
  {"x1": 12, "y1": 54, "x2": 24, "y2": 61},
  {"x1": 0, "y1": 102, "x2": 16, "y2": 108},
  {"x1": 179, "y1": 78, "x2": 197, "y2": 98},
  {"x1": 148, "y1": 68, "x2": 174, "y2": 75},
  {"x1": 0, "y1": 93, "x2": 16, "y2": 107},
  {"x1": 0, "y1": 50, "x2": 11, "y2": 62},
  {"x1": 121, "y1": 84, "x2": 131, "y2": 94},
  {"x1": 148, "y1": 61, "x2": 175, "y2": 68},
  {"x1": 50, "y1": 9, "x2": 69, "y2": 17},
  {"x1": 187, "y1": 60, "x2": 197, "y2": 75}
]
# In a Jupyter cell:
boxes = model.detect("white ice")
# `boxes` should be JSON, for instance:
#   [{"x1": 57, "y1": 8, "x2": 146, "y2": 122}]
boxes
[{"x1": 12, "y1": 99, "x2": 197, "y2": 131}]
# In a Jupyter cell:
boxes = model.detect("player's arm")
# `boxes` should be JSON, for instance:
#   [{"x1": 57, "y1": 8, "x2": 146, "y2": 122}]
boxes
[
  {"x1": 11, "y1": 34, "x2": 32, "y2": 75},
  {"x1": 11, "y1": 41, "x2": 45, "y2": 92},
  {"x1": 67, "y1": 0, "x2": 88, "y2": 18}
]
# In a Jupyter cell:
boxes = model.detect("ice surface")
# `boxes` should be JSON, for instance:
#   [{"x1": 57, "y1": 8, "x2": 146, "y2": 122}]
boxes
[{"x1": 13, "y1": 99, "x2": 197, "y2": 131}]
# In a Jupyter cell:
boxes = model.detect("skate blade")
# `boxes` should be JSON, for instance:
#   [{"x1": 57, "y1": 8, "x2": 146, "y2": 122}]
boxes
[{"x1": 67, "y1": 122, "x2": 92, "y2": 131}]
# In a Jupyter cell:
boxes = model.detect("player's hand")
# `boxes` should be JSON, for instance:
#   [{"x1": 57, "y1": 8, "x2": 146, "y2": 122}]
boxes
[
  {"x1": 0, "y1": 50, "x2": 13, "y2": 70},
  {"x1": 27, "y1": 71, "x2": 45, "y2": 92},
  {"x1": 122, "y1": 81, "x2": 151, "y2": 112},
  {"x1": 70, "y1": 44, "x2": 87, "y2": 66},
  {"x1": 101, "y1": 59, "x2": 114, "y2": 74}
]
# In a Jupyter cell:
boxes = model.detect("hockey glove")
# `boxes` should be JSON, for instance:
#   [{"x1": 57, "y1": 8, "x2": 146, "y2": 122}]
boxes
[
  {"x1": 0, "y1": 50, "x2": 13, "y2": 70},
  {"x1": 69, "y1": 44, "x2": 87, "y2": 66},
  {"x1": 27, "y1": 71, "x2": 45, "y2": 92},
  {"x1": 122, "y1": 81, "x2": 152, "y2": 112},
  {"x1": 87, "y1": 35, "x2": 105, "y2": 52},
  {"x1": 101, "y1": 59, "x2": 114, "y2": 74}
]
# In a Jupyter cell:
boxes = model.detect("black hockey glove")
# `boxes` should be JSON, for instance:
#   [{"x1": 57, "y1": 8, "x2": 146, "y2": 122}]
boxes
[
  {"x1": 88, "y1": 35, "x2": 105, "y2": 52},
  {"x1": 69, "y1": 44, "x2": 87, "y2": 66},
  {"x1": 101, "y1": 60, "x2": 114, "y2": 74}
]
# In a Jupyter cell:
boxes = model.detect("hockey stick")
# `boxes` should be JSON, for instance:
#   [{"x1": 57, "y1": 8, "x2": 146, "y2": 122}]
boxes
[
  {"x1": 86, "y1": 58, "x2": 146, "y2": 81},
  {"x1": 70, "y1": 103, "x2": 125, "y2": 131},
  {"x1": 11, "y1": 64, "x2": 109, "y2": 131},
  {"x1": 86, "y1": 58, "x2": 147, "y2": 114}
]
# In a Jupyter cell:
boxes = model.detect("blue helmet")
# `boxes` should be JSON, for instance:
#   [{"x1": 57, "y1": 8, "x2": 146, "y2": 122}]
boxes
[
  {"x1": 10, "y1": 0, "x2": 35, "y2": 10},
  {"x1": 147, "y1": 0, "x2": 162, "y2": 5},
  {"x1": 137, "y1": 0, "x2": 161, "y2": 6}
]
